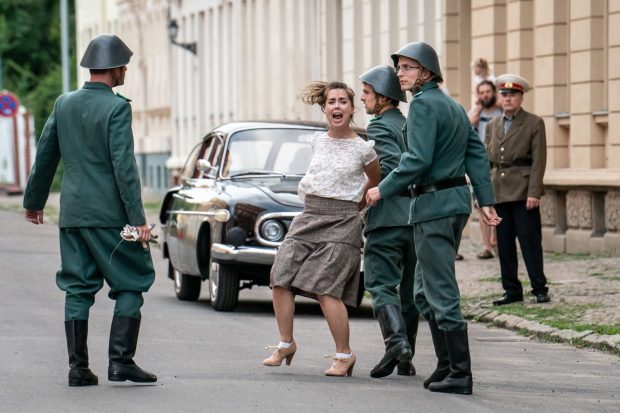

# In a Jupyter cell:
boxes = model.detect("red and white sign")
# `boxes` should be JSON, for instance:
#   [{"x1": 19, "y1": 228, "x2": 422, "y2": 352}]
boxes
[{"x1": 0, "y1": 91, "x2": 20, "y2": 118}]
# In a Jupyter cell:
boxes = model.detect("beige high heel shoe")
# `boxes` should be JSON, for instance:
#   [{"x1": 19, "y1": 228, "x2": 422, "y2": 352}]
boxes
[
  {"x1": 324, "y1": 353, "x2": 356, "y2": 376},
  {"x1": 262, "y1": 341, "x2": 297, "y2": 366}
]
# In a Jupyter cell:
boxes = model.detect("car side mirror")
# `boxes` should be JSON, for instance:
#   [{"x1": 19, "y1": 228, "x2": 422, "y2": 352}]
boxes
[{"x1": 196, "y1": 159, "x2": 217, "y2": 178}]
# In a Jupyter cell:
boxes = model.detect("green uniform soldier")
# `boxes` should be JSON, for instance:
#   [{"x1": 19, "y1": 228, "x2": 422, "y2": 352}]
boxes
[
  {"x1": 359, "y1": 65, "x2": 419, "y2": 379},
  {"x1": 23, "y1": 34, "x2": 157, "y2": 386},
  {"x1": 366, "y1": 42, "x2": 501, "y2": 395}
]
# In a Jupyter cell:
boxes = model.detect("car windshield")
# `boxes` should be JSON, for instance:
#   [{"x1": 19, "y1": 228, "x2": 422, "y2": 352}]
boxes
[{"x1": 222, "y1": 128, "x2": 316, "y2": 178}]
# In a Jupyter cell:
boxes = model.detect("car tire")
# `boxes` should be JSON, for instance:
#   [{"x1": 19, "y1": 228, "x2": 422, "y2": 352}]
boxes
[
  {"x1": 170, "y1": 261, "x2": 201, "y2": 301},
  {"x1": 208, "y1": 261, "x2": 239, "y2": 311}
]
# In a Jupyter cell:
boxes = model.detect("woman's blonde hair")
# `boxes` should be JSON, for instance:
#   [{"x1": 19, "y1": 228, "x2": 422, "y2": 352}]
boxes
[{"x1": 300, "y1": 81, "x2": 355, "y2": 123}]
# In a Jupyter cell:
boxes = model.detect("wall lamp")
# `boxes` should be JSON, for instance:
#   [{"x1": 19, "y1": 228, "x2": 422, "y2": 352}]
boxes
[{"x1": 167, "y1": 19, "x2": 197, "y2": 55}]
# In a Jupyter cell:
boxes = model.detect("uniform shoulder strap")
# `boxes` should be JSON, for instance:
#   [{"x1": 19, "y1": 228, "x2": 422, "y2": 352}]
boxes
[{"x1": 115, "y1": 92, "x2": 132, "y2": 102}]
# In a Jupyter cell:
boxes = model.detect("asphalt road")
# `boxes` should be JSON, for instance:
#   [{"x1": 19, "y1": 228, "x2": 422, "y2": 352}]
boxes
[{"x1": 0, "y1": 210, "x2": 618, "y2": 413}]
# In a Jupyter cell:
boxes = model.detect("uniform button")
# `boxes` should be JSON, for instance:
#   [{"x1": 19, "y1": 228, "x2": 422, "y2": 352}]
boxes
[
  {"x1": 501, "y1": 172, "x2": 505, "y2": 177},
  {"x1": 500, "y1": 147, "x2": 505, "y2": 152},
  {"x1": 500, "y1": 155, "x2": 504, "y2": 159}
]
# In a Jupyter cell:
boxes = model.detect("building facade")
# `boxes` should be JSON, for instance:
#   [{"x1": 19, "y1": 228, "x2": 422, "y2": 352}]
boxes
[
  {"x1": 163, "y1": 0, "x2": 443, "y2": 173},
  {"x1": 76, "y1": 0, "x2": 172, "y2": 197},
  {"x1": 75, "y1": 0, "x2": 443, "y2": 191},
  {"x1": 445, "y1": 0, "x2": 620, "y2": 255},
  {"x1": 75, "y1": 0, "x2": 620, "y2": 255}
]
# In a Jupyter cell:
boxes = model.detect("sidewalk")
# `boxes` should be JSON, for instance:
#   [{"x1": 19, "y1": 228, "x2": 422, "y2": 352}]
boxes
[
  {"x1": 456, "y1": 237, "x2": 620, "y2": 355},
  {"x1": 3, "y1": 192, "x2": 619, "y2": 356}
]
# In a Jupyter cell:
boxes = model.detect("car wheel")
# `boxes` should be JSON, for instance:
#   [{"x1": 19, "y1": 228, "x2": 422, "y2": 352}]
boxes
[
  {"x1": 208, "y1": 261, "x2": 239, "y2": 311},
  {"x1": 169, "y1": 261, "x2": 201, "y2": 301}
]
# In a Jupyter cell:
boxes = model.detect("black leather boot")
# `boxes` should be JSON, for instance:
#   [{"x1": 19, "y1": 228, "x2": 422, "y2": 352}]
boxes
[
  {"x1": 65, "y1": 320, "x2": 98, "y2": 386},
  {"x1": 428, "y1": 329, "x2": 473, "y2": 395},
  {"x1": 370, "y1": 305, "x2": 412, "y2": 378},
  {"x1": 397, "y1": 307, "x2": 419, "y2": 376},
  {"x1": 423, "y1": 318, "x2": 450, "y2": 388},
  {"x1": 108, "y1": 316, "x2": 157, "y2": 383}
]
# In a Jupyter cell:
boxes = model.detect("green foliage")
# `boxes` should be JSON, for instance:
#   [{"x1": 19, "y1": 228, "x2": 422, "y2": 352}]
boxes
[
  {"x1": 494, "y1": 302, "x2": 620, "y2": 336},
  {"x1": 28, "y1": 66, "x2": 63, "y2": 142},
  {"x1": 143, "y1": 201, "x2": 163, "y2": 215},
  {"x1": 545, "y1": 251, "x2": 593, "y2": 262},
  {"x1": 1, "y1": 0, "x2": 76, "y2": 191}
]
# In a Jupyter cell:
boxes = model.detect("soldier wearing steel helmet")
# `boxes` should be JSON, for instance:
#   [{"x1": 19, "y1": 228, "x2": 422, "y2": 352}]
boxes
[
  {"x1": 366, "y1": 42, "x2": 501, "y2": 395},
  {"x1": 358, "y1": 65, "x2": 419, "y2": 379},
  {"x1": 23, "y1": 34, "x2": 157, "y2": 386}
]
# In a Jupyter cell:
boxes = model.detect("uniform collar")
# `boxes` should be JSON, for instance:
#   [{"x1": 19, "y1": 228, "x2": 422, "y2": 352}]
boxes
[
  {"x1": 371, "y1": 107, "x2": 401, "y2": 122},
  {"x1": 82, "y1": 81, "x2": 114, "y2": 92},
  {"x1": 413, "y1": 81, "x2": 438, "y2": 97},
  {"x1": 503, "y1": 107, "x2": 522, "y2": 121}
]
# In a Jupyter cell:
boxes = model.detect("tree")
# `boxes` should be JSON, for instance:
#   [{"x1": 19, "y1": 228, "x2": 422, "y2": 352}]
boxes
[{"x1": 0, "y1": 0, "x2": 76, "y2": 190}]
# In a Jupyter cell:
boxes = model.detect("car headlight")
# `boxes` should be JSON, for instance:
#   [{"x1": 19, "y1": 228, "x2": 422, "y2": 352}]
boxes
[
  {"x1": 260, "y1": 219, "x2": 284, "y2": 242},
  {"x1": 213, "y1": 209, "x2": 231, "y2": 223}
]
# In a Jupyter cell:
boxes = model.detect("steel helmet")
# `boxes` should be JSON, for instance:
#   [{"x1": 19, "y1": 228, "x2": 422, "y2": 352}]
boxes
[
  {"x1": 359, "y1": 65, "x2": 407, "y2": 102},
  {"x1": 391, "y1": 42, "x2": 443, "y2": 83},
  {"x1": 80, "y1": 34, "x2": 133, "y2": 69}
]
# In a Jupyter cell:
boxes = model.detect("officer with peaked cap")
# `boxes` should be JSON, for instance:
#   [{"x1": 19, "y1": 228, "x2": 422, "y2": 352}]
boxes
[
  {"x1": 23, "y1": 34, "x2": 157, "y2": 386},
  {"x1": 486, "y1": 74, "x2": 550, "y2": 306},
  {"x1": 359, "y1": 65, "x2": 419, "y2": 379},
  {"x1": 366, "y1": 42, "x2": 501, "y2": 395}
]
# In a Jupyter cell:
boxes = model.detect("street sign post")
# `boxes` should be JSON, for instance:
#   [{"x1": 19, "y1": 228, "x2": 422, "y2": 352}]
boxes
[{"x1": 0, "y1": 91, "x2": 20, "y2": 117}]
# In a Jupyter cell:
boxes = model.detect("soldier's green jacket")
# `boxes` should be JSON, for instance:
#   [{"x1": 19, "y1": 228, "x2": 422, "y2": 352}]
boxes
[
  {"x1": 23, "y1": 82, "x2": 146, "y2": 228},
  {"x1": 378, "y1": 82, "x2": 495, "y2": 223},
  {"x1": 364, "y1": 108, "x2": 411, "y2": 234}
]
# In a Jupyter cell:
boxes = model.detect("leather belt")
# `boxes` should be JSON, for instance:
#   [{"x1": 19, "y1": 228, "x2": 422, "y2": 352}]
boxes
[
  {"x1": 410, "y1": 176, "x2": 467, "y2": 198},
  {"x1": 493, "y1": 159, "x2": 532, "y2": 169}
]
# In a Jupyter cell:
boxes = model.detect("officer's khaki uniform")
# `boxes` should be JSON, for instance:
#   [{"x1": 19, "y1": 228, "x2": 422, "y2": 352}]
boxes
[{"x1": 486, "y1": 108, "x2": 548, "y2": 298}]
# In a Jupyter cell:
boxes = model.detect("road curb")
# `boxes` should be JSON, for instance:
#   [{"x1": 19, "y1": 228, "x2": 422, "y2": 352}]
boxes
[{"x1": 463, "y1": 304, "x2": 620, "y2": 356}]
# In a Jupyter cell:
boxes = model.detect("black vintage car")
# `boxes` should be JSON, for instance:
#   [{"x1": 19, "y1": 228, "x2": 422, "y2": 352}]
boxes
[{"x1": 160, "y1": 121, "x2": 365, "y2": 311}]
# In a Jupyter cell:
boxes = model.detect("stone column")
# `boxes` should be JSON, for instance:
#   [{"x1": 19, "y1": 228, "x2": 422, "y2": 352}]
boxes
[
  {"x1": 471, "y1": 0, "x2": 507, "y2": 80},
  {"x1": 506, "y1": 0, "x2": 533, "y2": 98},
  {"x1": 443, "y1": 0, "x2": 471, "y2": 106},
  {"x1": 533, "y1": 0, "x2": 569, "y2": 170},
  {"x1": 568, "y1": 0, "x2": 605, "y2": 168},
  {"x1": 605, "y1": 0, "x2": 620, "y2": 253},
  {"x1": 324, "y1": 0, "x2": 343, "y2": 81},
  {"x1": 608, "y1": 1, "x2": 620, "y2": 167}
]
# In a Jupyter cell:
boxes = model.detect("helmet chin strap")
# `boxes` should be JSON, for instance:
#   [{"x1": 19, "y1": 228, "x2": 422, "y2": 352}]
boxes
[
  {"x1": 373, "y1": 100, "x2": 388, "y2": 116},
  {"x1": 412, "y1": 70, "x2": 424, "y2": 93}
]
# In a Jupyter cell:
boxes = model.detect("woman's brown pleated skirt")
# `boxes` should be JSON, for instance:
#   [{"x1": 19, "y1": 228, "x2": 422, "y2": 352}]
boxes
[{"x1": 270, "y1": 195, "x2": 363, "y2": 307}]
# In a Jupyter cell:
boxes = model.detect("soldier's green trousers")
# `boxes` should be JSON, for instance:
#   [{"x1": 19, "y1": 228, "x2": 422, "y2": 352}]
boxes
[
  {"x1": 413, "y1": 214, "x2": 469, "y2": 332},
  {"x1": 57, "y1": 227, "x2": 155, "y2": 321},
  {"x1": 364, "y1": 226, "x2": 418, "y2": 316}
]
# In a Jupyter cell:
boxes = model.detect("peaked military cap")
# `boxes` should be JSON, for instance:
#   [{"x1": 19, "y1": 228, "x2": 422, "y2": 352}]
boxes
[
  {"x1": 80, "y1": 34, "x2": 133, "y2": 69},
  {"x1": 359, "y1": 65, "x2": 407, "y2": 102},
  {"x1": 495, "y1": 74, "x2": 530, "y2": 93},
  {"x1": 391, "y1": 42, "x2": 443, "y2": 83}
]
